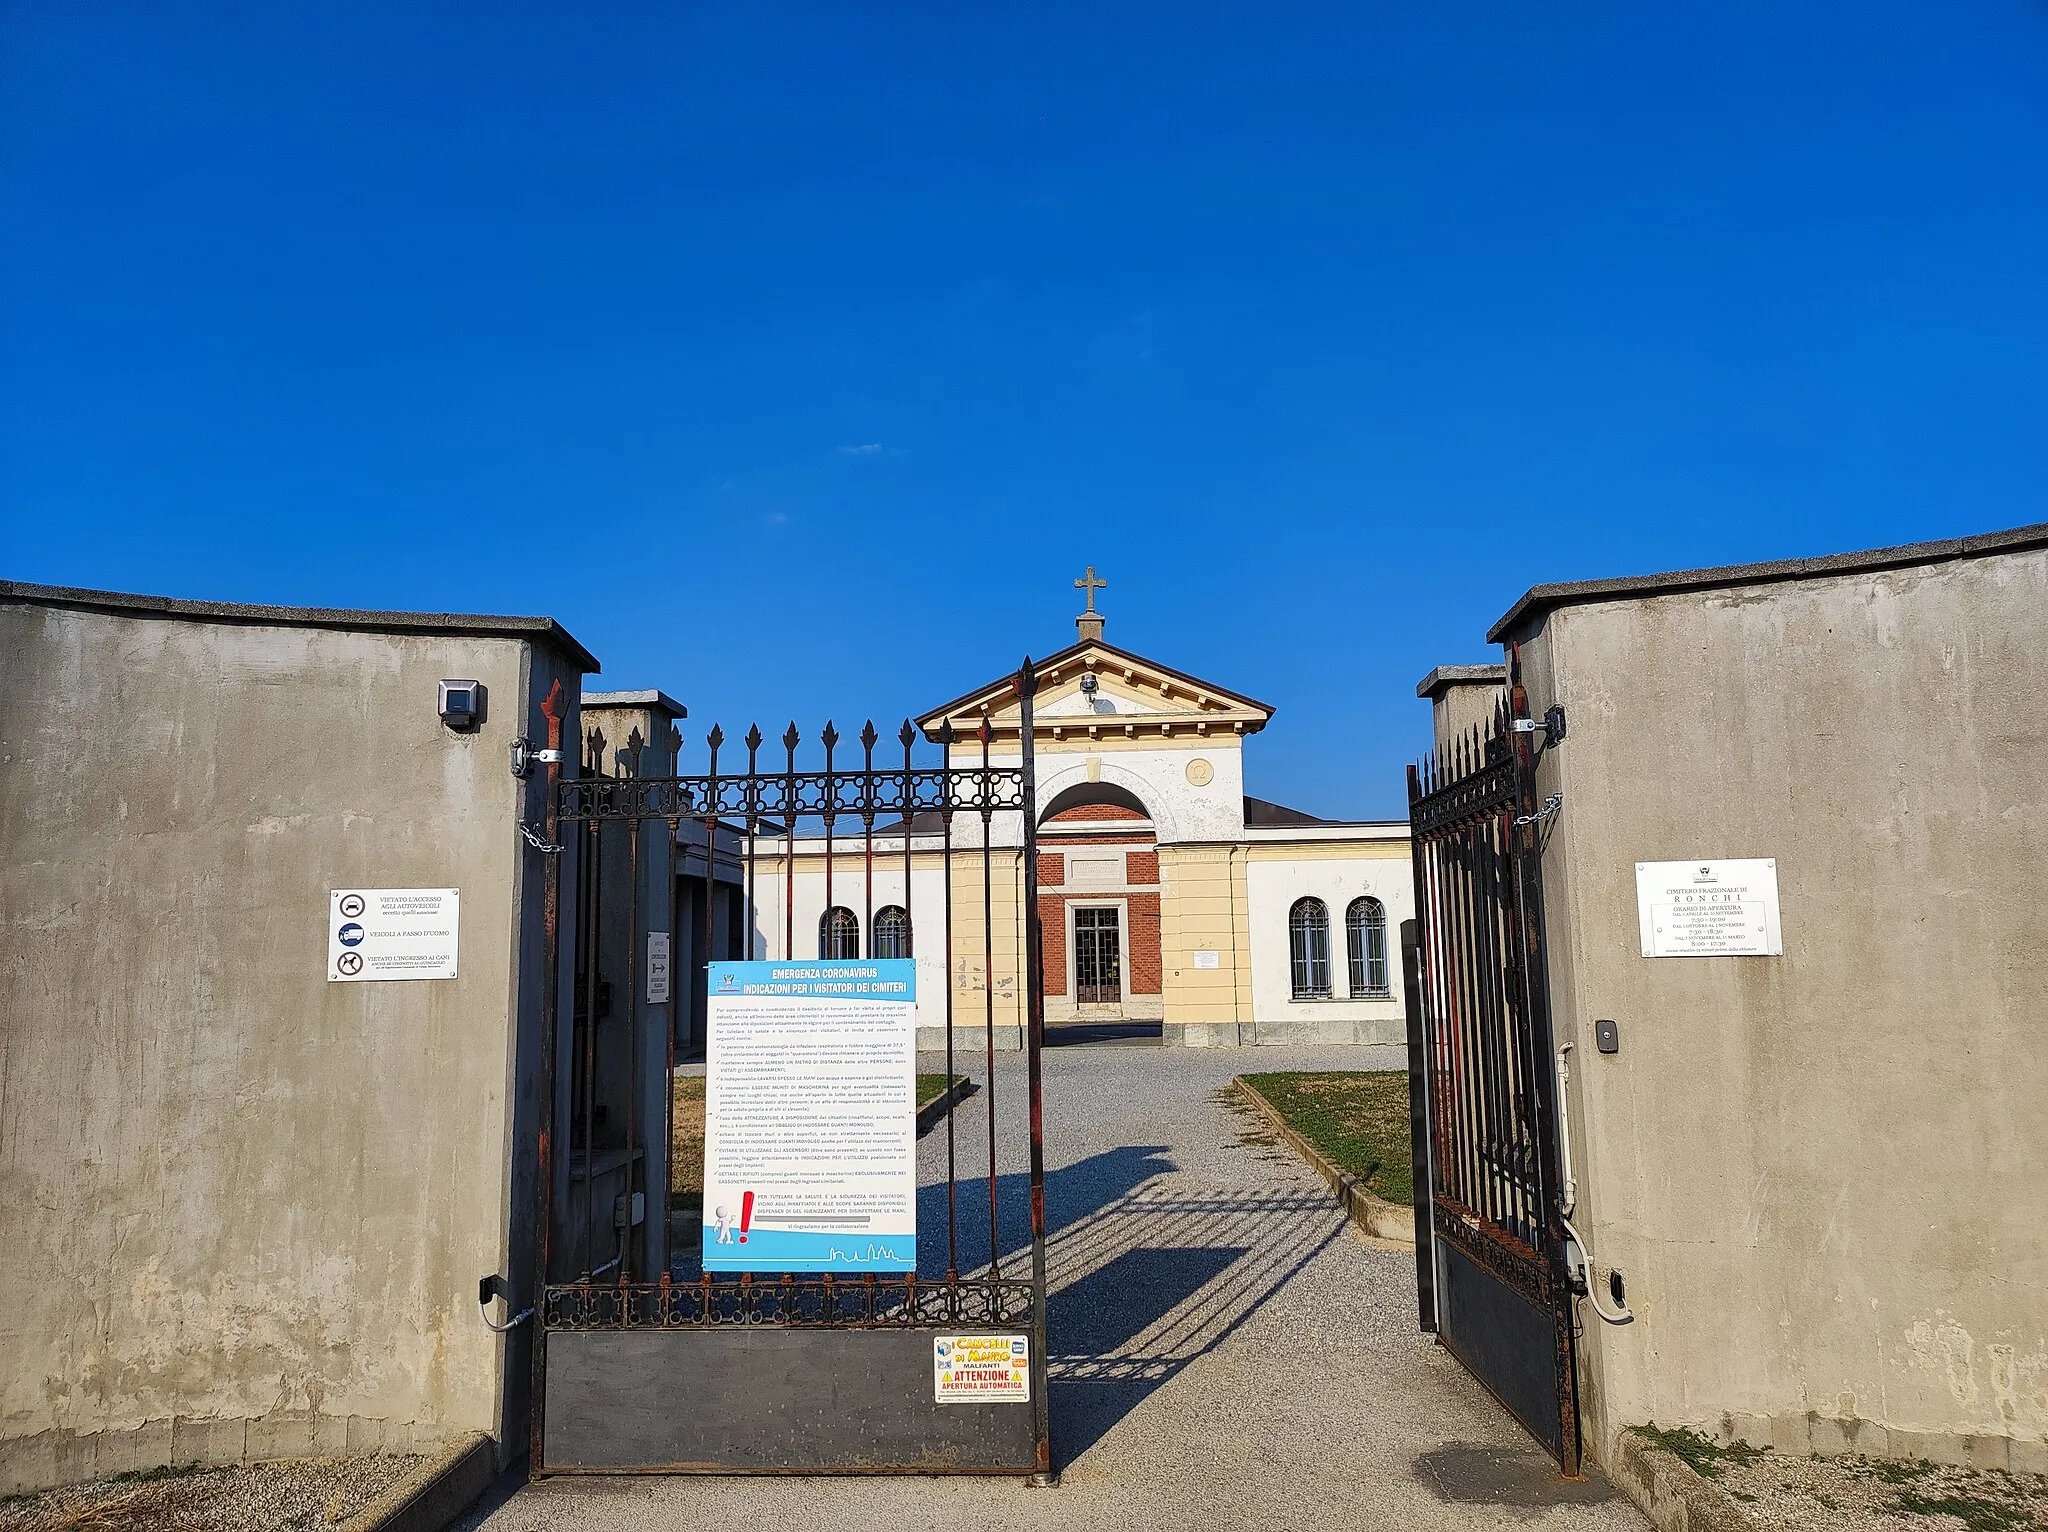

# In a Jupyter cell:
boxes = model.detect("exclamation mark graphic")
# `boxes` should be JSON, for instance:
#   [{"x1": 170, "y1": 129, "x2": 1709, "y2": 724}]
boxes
[{"x1": 738, "y1": 1191, "x2": 754, "y2": 1244}]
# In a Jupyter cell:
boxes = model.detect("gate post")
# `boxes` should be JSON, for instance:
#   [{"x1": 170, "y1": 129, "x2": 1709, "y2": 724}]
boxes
[
  {"x1": 1016, "y1": 657, "x2": 1055, "y2": 1485},
  {"x1": 1399, "y1": 909, "x2": 1436, "y2": 1333},
  {"x1": 529, "y1": 679, "x2": 566, "y2": 1470},
  {"x1": 1506, "y1": 652, "x2": 1581, "y2": 1477}
]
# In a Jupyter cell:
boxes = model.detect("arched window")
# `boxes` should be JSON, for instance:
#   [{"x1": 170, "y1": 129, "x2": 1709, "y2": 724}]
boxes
[
  {"x1": 872, "y1": 905, "x2": 911, "y2": 959},
  {"x1": 1289, "y1": 897, "x2": 1332, "y2": 999},
  {"x1": 820, "y1": 906, "x2": 860, "y2": 960},
  {"x1": 1347, "y1": 896, "x2": 1389, "y2": 997}
]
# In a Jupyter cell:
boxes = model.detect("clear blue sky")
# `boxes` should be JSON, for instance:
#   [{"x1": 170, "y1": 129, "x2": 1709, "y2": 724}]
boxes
[{"x1": 4, "y1": 4, "x2": 2044, "y2": 817}]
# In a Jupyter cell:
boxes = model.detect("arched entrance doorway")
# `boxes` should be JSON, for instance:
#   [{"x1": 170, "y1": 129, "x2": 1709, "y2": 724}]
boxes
[{"x1": 1037, "y1": 782, "x2": 1163, "y2": 1042}]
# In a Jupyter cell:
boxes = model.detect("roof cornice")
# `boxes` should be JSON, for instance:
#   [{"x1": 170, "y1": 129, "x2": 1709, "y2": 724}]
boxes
[{"x1": 916, "y1": 638, "x2": 1273, "y2": 742}]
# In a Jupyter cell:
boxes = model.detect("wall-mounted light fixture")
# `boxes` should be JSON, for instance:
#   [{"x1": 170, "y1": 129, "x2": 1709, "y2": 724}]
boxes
[{"x1": 438, "y1": 680, "x2": 486, "y2": 732}]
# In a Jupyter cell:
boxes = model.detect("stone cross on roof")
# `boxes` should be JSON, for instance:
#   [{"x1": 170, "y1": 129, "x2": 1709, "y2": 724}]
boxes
[
  {"x1": 1074, "y1": 565, "x2": 1106, "y2": 613},
  {"x1": 1074, "y1": 566, "x2": 1107, "y2": 641}
]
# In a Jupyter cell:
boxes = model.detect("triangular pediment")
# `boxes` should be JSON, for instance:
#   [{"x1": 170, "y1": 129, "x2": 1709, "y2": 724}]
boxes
[{"x1": 916, "y1": 639, "x2": 1273, "y2": 745}]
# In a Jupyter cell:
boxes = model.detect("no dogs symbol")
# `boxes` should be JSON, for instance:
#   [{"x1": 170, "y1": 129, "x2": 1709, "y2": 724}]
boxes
[{"x1": 336, "y1": 952, "x2": 364, "y2": 976}]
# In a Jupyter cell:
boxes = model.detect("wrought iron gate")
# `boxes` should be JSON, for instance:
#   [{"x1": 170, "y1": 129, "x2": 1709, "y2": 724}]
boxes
[
  {"x1": 1405, "y1": 656, "x2": 1580, "y2": 1474},
  {"x1": 524, "y1": 663, "x2": 1052, "y2": 1478}
]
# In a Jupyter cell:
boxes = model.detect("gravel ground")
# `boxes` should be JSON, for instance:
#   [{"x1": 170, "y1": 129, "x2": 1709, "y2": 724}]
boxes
[
  {"x1": 0, "y1": 1455, "x2": 424, "y2": 1532},
  {"x1": 1692, "y1": 1442, "x2": 2048, "y2": 1531},
  {"x1": 467, "y1": 1042, "x2": 1648, "y2": 1532}
]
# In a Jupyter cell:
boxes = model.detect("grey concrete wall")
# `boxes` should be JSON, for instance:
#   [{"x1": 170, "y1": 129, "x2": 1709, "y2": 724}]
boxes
[
  {"x1": 1506, "y1": 547, "x2": 2048, "y2": 1471},
  {"x1": 1429, "y1": 676, "x2": 1507, "y2": 756},
  {"x1": 0, "y1": 600, "x2": 577, "y2": 1492}
]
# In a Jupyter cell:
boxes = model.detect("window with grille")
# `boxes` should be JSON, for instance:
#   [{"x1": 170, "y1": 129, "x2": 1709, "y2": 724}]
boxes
[
  {"x1": 819, "y1": 906, "x2": 860, "y2": 960},
  {"x1": 1289, "y1": 897, "x2": 1332, "y2": 999},
  {"x1": 1347, "y1": 896, "x2": 1389, "y2": 997},
  {"x1": 872, "y1": 905, "x2": 911, "y2": 959}
]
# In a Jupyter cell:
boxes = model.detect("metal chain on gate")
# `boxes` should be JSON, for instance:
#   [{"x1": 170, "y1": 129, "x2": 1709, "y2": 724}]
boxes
[{"x1": 519, "y1": 820, "x2": 564, "y2": 854}]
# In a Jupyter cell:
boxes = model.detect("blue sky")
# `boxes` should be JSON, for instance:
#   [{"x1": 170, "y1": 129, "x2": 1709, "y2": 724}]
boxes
[{"x1": 4, "y1": 4, "x2": 2044, "y2": 817}]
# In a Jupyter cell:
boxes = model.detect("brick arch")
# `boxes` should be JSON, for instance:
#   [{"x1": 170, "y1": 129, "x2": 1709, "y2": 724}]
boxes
[
  {"x1": 1033, "y1": 758, "x2": 1185, "y2": 843},
  {"x1": 1036, "y1": 773, "x2": 1163, "y2": 1018},
  {"x1": 1040, "y1": 780, "x2": 1150, "y2": 824}
]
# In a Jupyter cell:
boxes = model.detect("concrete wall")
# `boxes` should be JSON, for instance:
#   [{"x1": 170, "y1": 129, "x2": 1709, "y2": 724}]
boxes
[
  {"x1": 1504, "y1": 546, "x2": 2048, "y2": 1472},
  {"x1": 1424, "y1": 671, "x2": 1506, "y2": 756},
  {"x1": 0, "y1": 595, "x2": 583, "y2": 1492}
]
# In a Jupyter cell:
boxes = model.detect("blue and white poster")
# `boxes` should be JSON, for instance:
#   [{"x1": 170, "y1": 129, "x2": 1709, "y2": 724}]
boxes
[{"x1": 702, "y1": 959, "x2": 918, "y2": 1271}]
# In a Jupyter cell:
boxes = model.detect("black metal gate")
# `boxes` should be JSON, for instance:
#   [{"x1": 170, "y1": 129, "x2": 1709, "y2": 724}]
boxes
[
  {"x1": 524, "y1": 663, "x2": 1052, "y2": 1478},
  {"x1": 1405, "y1": 655, "x2": 1580, "y2": 1474}
]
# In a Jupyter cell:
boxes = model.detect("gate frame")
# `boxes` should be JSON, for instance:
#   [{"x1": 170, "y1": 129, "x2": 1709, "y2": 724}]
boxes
[
  {"x1": 1405, "y1": 651, "x2": 1582, "y2": 1476},
  {"x1": 524, "y1": 663, "x2": 1054, "y2": 1479}
]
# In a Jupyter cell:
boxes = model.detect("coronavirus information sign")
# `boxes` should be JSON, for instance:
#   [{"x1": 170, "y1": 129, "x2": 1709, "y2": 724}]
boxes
[
  {"x1": 1635, "y1": 859, "x2": 1783, "y2": 957},
  {"x1": 702, "y1": 959, "x2": 918, "y2": 1271}
]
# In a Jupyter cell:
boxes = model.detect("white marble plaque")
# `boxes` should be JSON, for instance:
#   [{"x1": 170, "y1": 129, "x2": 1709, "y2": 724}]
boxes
[{"x1": 1636, "y1": 860, "x2": 1782, "y2": 958}]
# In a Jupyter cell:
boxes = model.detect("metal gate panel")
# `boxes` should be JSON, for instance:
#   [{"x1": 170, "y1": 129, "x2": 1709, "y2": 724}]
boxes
[
  {"x1": 524, "y1": 663, "x2": 1054, "y2": 1479},
  {"x1": 543, "y1": 1329, "x2": 1039, "y2": 1473},
  {"x1": 1406, "y1": 653, "x2": 1581, "y2": 1475}
]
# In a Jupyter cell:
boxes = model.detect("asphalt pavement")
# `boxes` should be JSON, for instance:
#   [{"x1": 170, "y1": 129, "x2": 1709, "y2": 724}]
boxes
[{"x1": 463, "y1": 1042, "x2": 1646, "y2": 1532}]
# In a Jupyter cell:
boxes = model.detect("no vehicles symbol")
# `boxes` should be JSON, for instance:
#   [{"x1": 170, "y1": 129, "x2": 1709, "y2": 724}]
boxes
[{"x1": 338, "y1": 893, "x2": 366, "y2": 919}]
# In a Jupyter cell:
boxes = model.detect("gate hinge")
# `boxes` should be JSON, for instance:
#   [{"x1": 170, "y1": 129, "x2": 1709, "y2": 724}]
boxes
[
  {"x1": 1511, "y1": 705, "x2": 1567, "y2": 752},
  {"x1": 509, "y1": 738, "x2": 566, "y2": 779}
]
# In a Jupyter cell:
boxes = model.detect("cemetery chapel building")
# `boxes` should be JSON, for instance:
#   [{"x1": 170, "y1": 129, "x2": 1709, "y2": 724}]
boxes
[{"x1": 745, "y1": 579, "x2": 1412, "y2": 1047}]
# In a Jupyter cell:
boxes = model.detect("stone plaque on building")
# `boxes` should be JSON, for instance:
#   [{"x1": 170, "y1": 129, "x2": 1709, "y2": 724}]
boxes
[{"x1": 1635, "y1": 860, "x2": 1782, "y2": 958}]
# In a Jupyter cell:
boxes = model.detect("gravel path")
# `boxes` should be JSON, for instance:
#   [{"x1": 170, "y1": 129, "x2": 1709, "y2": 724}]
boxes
[
  {"x1": 0, "y1": 1455, "x2": 424, "y2": 1532},
  {"x1": 467, "y1": 1043, "x2": 1647, "y2": 1532}
]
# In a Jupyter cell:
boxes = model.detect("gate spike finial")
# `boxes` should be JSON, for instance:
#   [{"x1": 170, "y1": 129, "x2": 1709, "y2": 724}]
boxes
[
  {"x1": 782, "y1": 721, "x2": 801, "y2": 758},
  {"x1": 707, "y1": 723, "x2": 724, "y2": 778},
  {"x1": 936, "y1": 718, "x2": 955, "y2": 748},
  {"x1": 821, "y1": 720, "x2": 840, "y2": 758},
  {"x1": 976, "y1": 710, "x2": 993, "y2": 747},
  {"x1": 745, "y1": 723, "x2": 763, "y2": 771},
  {"x1": 898, "y1": 718, "x2": 916, "y2": 751},
  {"x1": 860, "y1": 719, "x2": 878, "y2": 757},
  {"x1": 668, "y1": 723, "x2": 682, "y2": 765}
]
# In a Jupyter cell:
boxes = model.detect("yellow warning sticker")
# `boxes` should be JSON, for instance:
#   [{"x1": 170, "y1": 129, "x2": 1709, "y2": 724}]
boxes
[{"x1": 933, "y1": 1333, "x2": 1031, "y2": 1403}]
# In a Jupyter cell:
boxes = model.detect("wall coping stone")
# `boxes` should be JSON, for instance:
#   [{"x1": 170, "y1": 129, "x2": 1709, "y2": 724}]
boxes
[
  {"x1": 1487, "y1": 519, "x2": 2048, "y2": 643},
  {"x1": 0, "y1": 578, "x2": 601, "y2": 674}
]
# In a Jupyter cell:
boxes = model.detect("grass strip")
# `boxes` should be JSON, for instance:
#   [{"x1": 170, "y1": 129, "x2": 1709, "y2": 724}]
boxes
[{"x1": 1237, "y1": 1071, "x2": 1412, "y2": 1204}]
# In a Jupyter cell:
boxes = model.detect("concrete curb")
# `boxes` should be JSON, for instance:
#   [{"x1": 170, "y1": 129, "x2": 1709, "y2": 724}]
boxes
[
  {"x1": 338, "y1": 1433, "x2": 496, "y2": 1532},
  {"x1": 1231, "y1": 1077, "x2": 1415, "y2": 1246},
  {"x1": 916, "y1": 1076, "x2": 977, "y2": 1137},
  {"x1": 1607, "y1": 1432, "x2": 1756, "y2": 1532}
]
